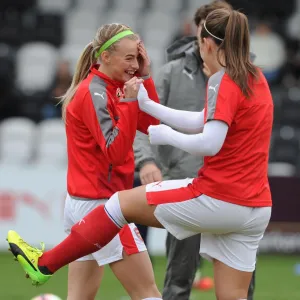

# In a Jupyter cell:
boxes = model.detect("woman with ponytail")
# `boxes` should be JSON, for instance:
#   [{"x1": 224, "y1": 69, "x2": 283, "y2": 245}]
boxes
[
  {"x1": 61, "y1": 23, "x2": 162, "y2": 300},
  {"x1": 10, "y1": 23, "x2": 162, "y2": 300},
  {"x1": 9, "y1": 10, "x2": 273, "y2": 300}
]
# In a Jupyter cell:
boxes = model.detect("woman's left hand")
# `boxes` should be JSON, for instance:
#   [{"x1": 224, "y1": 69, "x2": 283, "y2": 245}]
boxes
[{"x1": 137, "y1": 42, "x2": 151, "y2": 77}]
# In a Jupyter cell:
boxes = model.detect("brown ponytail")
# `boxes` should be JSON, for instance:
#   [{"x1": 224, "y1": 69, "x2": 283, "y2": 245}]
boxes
[
  {"x1": 223, "y1": 10, "x2": 258, "y2": 98},
  {"x1": 201, "y1": 9, "x2": 258, "y2": 98}
]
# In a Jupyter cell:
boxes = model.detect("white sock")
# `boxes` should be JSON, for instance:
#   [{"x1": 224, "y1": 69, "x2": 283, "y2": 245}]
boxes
[
  {"x1": 142, "y1": 298, "x2": 162, "y2": 300},
  {"x1": 104, "y1": 192, "x2": 127, "y2": 228}
]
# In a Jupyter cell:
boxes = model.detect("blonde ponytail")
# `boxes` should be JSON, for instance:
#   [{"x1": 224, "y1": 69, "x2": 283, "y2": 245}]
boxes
[{"x1": 61, "y1": 43, "x2": 95, "y2": 121}]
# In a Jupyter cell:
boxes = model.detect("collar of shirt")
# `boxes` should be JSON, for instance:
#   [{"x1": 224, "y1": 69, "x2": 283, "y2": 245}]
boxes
[{"x1": 90, "y1": 64, "x2": 124, "y2": 89}]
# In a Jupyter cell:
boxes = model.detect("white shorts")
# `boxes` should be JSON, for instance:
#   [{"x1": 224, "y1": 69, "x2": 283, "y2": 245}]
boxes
[
  {"x1": 64, "y1": 194, "x2": 147, "y2": 266},
  {"x1": 146, "y1": 178, "x2": 272, "y2": 272}
]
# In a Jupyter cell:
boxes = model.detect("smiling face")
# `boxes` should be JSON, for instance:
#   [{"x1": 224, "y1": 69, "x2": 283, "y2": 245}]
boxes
[{"x1": 100, "y1": 38, "x2": 139, "y2": 83}]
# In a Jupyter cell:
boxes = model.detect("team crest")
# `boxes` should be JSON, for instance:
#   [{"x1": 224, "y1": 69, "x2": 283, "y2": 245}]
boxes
[{"x1": 116, "y1": 88, "x2": 122, "y2": 99}]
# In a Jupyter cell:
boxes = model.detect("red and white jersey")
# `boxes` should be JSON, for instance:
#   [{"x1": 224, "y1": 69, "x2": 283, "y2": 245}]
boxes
[
  {"x1": 192, "y1": 69, "x2": 273, "y2": 207},
  {"x1": 66, "y1": 65, "x2": 160, "y2": 200}
]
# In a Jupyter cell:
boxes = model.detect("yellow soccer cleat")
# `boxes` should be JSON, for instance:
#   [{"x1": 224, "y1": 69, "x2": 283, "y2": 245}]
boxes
[{"x1": 7, "y1": 230, "x2": 52, "y2": 286}]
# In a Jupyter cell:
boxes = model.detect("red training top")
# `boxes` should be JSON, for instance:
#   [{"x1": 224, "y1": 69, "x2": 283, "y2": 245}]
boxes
[
  {"x1": 192, "y1": 69, "x2": 273, "y2": 207},
  {"x1": 66, "y1": 65, "x2": 159, "y2": 200}
]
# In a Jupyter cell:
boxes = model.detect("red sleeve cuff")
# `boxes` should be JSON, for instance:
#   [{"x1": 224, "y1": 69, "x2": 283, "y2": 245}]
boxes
[{"x1": 207, "y1": 114, "x2": 232, "y2": 127}]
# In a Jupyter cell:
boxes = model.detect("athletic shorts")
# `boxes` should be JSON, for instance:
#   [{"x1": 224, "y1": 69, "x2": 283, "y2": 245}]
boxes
[
  {"x1": 64, "y1": 194, "x2": 147, "y2": 266},
  {"x1": 146, "y1": 178, "x2": 272, "y2": 272}
]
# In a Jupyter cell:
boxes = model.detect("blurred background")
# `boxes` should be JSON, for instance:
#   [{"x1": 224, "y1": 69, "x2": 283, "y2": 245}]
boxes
[{"x1": 0, "y1": 0, "x2": 300, "y2": 299}]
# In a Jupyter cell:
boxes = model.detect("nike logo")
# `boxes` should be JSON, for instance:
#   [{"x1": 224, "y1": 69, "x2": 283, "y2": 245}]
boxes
[
  {"x1": 208, "y1": 84, "x2": 219, "y2": 93},
  {"x1": 182, "y1": 69, "x2": 193, "y2": 80},
  {"x1": 94, "y1": 92, "x2": 105, "y2": 99}
]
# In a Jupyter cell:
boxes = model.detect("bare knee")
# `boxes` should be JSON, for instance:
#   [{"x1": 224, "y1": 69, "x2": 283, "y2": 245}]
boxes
[
  {"x1": 67, "y1": 282, "x2": 99, "y2": 300},
  {"x1": 216, "y1": 289, "x2": 248, "y2": 300},
  {"x1": 67, "y1": 261, "x2": 103, "y2": 300},
  {"x1": 128, "y1": 280, "x2": 161, "y2": 300},
  {"x1": 67, "y1": 294, "x2": 95, "y2": 300},
  {"x1": 116, "y1": 261, "x2": 161, "y2": 299},
  {"x1": 111, "y1": 251, "x2": 161, "y2": 300},
  {"x1": 213, "y1": 258, "x2": 251, "y2": 300}
]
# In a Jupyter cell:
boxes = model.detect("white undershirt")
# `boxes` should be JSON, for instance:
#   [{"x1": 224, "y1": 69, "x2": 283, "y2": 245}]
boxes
[
  {"x1": 153, "y1": 121, "x2": 228, "y2": 156},
  {"x1": 138, "y1": 85, "x2": 204, "y2": 133},
  {"x1": 138, "y1": 84, "x2": 228, "y2": 156}
]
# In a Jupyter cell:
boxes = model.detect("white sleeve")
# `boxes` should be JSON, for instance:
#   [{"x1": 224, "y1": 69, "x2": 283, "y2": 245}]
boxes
[
  {"x1": 140, "y1": 100, "x2": 204, "y2": 133},
  {"x1": 164, "y1": 120, "x2": 228, "y2": 156}
]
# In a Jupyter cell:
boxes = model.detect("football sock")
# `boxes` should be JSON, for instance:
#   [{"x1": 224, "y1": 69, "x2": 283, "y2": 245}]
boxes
[{"x1": 38, "y1": 192, "x2": 126, "y2": 273}]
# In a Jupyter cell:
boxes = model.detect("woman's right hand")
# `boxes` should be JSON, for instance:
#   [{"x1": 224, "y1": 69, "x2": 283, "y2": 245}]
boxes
[{"x1": 123, "y1": 77, "x2": 143, "y2": 99}]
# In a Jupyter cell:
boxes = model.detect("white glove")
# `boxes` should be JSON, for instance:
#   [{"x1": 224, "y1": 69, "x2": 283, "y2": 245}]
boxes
[
  {"x1": 148, "y1": 124, "x2": 173, "y2": 145},
  {"x1": 137, "y1": 83, "x2": 150, "y2": 107}
]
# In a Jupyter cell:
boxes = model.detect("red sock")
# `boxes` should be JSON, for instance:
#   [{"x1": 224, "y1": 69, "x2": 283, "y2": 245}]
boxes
[{"x1": 38, "y1": 205, "x2": 121, "y2": 273}]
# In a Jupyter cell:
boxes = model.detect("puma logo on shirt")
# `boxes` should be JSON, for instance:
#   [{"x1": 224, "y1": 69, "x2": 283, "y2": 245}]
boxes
[
  {"x1": 94, "y1": 92, "x2": 105, "y2": 99},
  {"x1": 208, "y1": 84, "x2": 219, "y2": 93}
]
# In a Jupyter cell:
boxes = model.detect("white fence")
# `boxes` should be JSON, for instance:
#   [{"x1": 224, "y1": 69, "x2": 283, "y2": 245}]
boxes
[
  {"x1": 0, "y1": 165, "x2": 167, "y2": 255},
  {"x1": 1, "y1": 165, "x2": 299, "y2": 254}
]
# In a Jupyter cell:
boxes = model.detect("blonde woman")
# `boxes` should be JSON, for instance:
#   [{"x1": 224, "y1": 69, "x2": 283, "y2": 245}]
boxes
[{"x1": 9, "y1": 23, "x2": 162, "y2": 300}]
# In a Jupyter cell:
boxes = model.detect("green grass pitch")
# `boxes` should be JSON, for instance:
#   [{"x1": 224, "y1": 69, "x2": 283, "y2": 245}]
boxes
[{"x1": 0, "y1": 253, "x2": 299, "y2": 299}]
